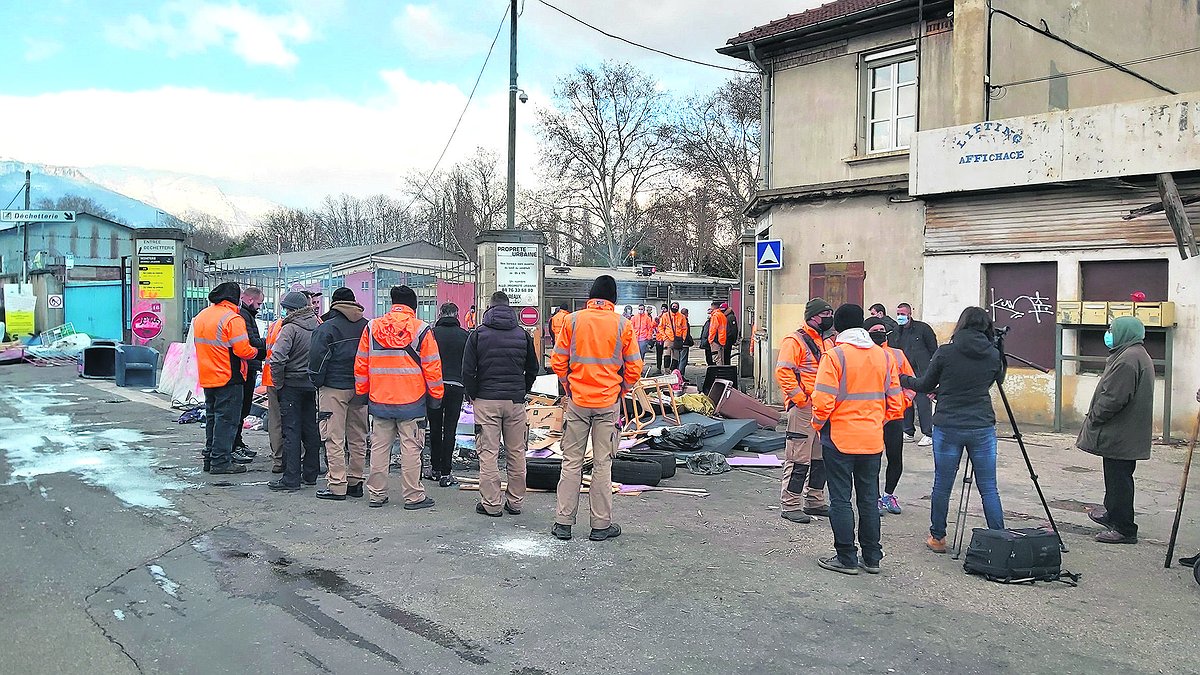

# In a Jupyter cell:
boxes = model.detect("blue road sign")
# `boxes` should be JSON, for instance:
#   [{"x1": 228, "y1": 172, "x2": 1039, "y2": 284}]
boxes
[{"x1": 755, "y1": 239, "x2": 783, "y2": 270}]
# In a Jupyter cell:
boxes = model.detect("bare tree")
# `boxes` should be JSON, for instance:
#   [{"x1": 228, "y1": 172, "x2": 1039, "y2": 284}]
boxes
[
  {"x1": 33, "y1": 194, "x2": 122, "y2": 223},
  {"x1": 536, "y1": 62, "x2": 676, "y2": 267}
]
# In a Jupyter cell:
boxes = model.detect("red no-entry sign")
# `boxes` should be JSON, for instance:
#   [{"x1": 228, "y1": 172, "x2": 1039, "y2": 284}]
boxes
[{"x1": 519, "y1": 306, "x2": 540, "y2": 326}]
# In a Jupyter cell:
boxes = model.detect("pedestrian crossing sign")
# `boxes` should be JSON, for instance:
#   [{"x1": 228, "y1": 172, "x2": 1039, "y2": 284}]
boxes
[{"x1": 755, "y1": 239, "x2": 783, "y2": 270}]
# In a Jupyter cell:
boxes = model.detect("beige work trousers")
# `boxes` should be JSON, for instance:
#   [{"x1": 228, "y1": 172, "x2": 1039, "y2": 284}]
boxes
[
  {"x1": 713, "y1": 345, "x2": 727, "y2": 365},
  {"x1": 367, "y1": 417, "x2": 426, "y2": 505},
  {"x1": 555, "y1": 401, "x2": 618, "y2": 529},
  {"x1": 474, "y1": 399, "x2": 528, "y2": 514},
  {"x1": 781, "y1": 403, "x2": 826, "y2": 510},
  {"x1": 267, "y1": 386, "x2": 284, "y2": 471},
  {"x1": 319, "y1": 387, "x2": 368, "y2": 495}
]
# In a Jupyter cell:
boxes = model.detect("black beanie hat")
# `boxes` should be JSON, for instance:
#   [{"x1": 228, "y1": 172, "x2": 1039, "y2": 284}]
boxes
[
  {"x1": 863, "y1": 317, "x2": 888, "y2": 332},
  {"x1": 588, "y1": 275, "x2": 618, "y2": 303},
  {"x1": 805, "y1": 297, "x2": 833, "y2": 320},
  {"x1": 208, "y1": 281, "x2": 241, "y2": 305},
  {"x1": 833, "y1": 303, "x2": 865, "y2": 332},
  {"x1": 391, "y1": 285, "x2": 418, "y2": 310},
  {"x1": 331, "y1": 287, "x2": 356, "y2": 303}
]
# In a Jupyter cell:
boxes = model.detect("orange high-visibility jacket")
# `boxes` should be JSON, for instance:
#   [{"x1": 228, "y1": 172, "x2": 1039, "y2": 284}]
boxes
[
  {"x1": 886, "y1": 346, "x2": 916, "y2": 419},
  {"x1": 632, "y1": 313, "x2": 656, "y2": 342},
  {"x1": 552, "y1": 298, "x2": 642, "y2": 408},
  {"x1": 775, "y1": 325, "x2": 833, "y2": 409},
  {"x1": 354, "y1": 304, "x2": 444, "y2": 420},
  {"x1": 464, "y1": 309, "x2": 477, "y2": 330},
  {"x1": 260, "y1": 319, "x2": 283, "y2": 387},
  {"x1": 654, "y1": 312, "x2": 670, "y2": 342},
  {"x1": 708, "y1": 309, "x2": 728, "y2": 346},
  {"x1": 194, "y1": 300, "x2": 261, "y2": 389},
  {"x1": 659, "y1": 310, "x2": 688, "y2": 343},
  {"x1": 549, "y1": 309, "x2": 570, "y2": 346},
  {"x1": 811, "y1": 337, "x2": 904, "y2": 454}
]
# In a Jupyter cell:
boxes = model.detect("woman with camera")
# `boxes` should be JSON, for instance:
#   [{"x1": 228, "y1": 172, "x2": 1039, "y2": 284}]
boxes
[{"x1": 900, "y1": 306, "x2": 1006, "y2": 553}]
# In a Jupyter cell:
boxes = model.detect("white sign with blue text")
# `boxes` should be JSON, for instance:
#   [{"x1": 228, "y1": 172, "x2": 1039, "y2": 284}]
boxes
[{"x1": 756, "y1": 239, "x2": 783, "y2": 271}]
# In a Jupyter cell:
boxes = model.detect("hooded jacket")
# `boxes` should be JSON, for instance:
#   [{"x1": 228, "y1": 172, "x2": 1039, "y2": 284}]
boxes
[
  {"x1": 901, "y1": 328, "x2": 1005, "y2": 429},
  {"x1": 463, "y1": 305, "x2": 538, "y2": 402},
  {"x1": 308, "y1": 301, "x2": 368, "y2": 390},
  {"x1": 354, "y1": 304, "x2": 444, "y2": 420},
  {"x1": 269, "y1": 306, "x2": 320, "y2": 390},
  {"x1": 237, "y1": 302, "x2": 267, "y2": 377},
  {"x1": 432, "y1": 315, "x2": 469, "y2": 387},
  {"x1": 811, "y1": 328, "x2": 904, "y2": 454},
  {"x1": 1076, "y1": 317, "x2": 1154, "y2": 461}
]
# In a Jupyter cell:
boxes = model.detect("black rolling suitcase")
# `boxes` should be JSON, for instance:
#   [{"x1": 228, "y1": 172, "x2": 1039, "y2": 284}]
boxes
[{"x1": 963, "y1": 528, "x2": 1078, "y2": 585}]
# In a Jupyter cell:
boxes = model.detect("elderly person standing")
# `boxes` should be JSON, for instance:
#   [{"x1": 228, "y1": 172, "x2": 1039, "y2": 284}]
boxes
[{"x1": 1078, "y1": 316, "x2": 1154, "y2": 545}]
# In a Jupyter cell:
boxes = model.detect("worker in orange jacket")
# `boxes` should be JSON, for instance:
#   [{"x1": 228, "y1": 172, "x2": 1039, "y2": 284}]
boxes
[
  {"x1": 707, "y1": 301, "x2": 728, "y2": 365},
  {"x1": 464, "y1": 305, "x2": 477, "y2": 330},
  {"x1": 660, "y1": 302, "x2": 689, "y2": 373},
  {"x1": 550, "y1": 275, "x2": 641, "y2": 542},
  {"x1": 653, "y1": 303, "x2": 670, "y2": 373},
  {"x1": 194, "y1": 282, "x2": 266, "y2": 474},
  {"x1": 867, "y1": 317, "x2": 916, "y2": 516},
  {"x1": 632, "y1": 304, "x2": 656, "y2": 359},
  {"x1": 261, "y1": 315, "x2": 285, "y2": 473},
  {"x1": 354, "y1": 285, "x2": 444, "y2": 509},
  {"x1": 811, "y1": 304, "x2": 904, "y2": 575},
  {"x1": 549, "y1": 304, "x2": 571, "y2": 346},
  {"x1": 774, "y1": 297, "x2": 834, "y2": 524}
]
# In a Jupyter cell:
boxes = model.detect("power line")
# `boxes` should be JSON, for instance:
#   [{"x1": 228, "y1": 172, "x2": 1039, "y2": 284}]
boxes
[
  {"x1": 993, "y1": 45, "x2": 1200, "y2": 89},
  {"x1": 535, "y1": 0, "x2": 754, "y2": 74},
  {"x1": 5, "y1": 186, "x2": 24, "y2": 209}
]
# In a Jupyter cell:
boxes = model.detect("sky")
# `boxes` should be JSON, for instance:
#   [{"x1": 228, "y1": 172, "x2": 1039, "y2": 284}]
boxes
[{"x1": 0, "y1": 0, "x2": 810, "y2": 211}]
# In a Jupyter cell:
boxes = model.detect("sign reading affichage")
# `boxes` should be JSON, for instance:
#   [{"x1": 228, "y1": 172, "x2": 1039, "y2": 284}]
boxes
[{"x1": 496, "y1": 244, "x2": 539, "y2": 307}]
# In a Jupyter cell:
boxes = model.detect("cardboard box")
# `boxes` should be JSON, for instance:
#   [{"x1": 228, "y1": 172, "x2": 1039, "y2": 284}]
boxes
[
  {"x1": 1081, "y1": 302, "x2": 1109, "y2": 325},
  {"x1": 1057, "y1": 300, "x2": 1082, "y2": 324},
  {"x1": 526, "y1": 405, "x2": 563, "y2": 431},
  {"x1": 1135, "y1": 301, "x2": 1176, "y2": 327},
  {"x1": 1107, "y1": 302, "x2": 1135, "y2": 322}
]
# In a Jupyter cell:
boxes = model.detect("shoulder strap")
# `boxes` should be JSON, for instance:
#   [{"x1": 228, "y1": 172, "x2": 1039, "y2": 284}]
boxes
[
  {"x1": 403, "y1": 325, "x2": 430, "y2": 365},
  {"x1": 798, "y1": 330, "x2": 822, "y2": 362}
]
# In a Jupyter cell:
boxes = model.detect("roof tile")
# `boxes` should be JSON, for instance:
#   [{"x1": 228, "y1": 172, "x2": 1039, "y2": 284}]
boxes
[{"x1": 726, "y1": 0, "x2": 900, "y2": 45}]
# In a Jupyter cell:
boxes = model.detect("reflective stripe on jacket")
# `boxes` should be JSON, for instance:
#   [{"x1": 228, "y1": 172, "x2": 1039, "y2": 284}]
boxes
[
  {"x1": 549, "y1": 310, "x2": 570, "y2": 346},
  {"x1": 774, "y1": 326, "x2": 830, "y2": 409},
  {"x1": 260, "y1": 320, "x2": 282, "y2": 387},
  {"x1": 811, "y1": 340, "x2": 904, "y2": 454},
  {"x1": 886, "y1": 346, "x2": 916, "y2": 418},
  {"x1": 354, "y1": 304, "x2": 445, "y2": 420},
  {"x1": 708, "y1": 310, "x2": 728, "y2": 346},
  {"x1": 194, "y1": 300, "x2": 260, "y2": 389},
  {"x1": 551, "y1": 299, "x2": 642, "y2": 408}
]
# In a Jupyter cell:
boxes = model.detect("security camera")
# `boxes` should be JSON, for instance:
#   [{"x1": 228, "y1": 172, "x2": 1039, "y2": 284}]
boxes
[{"x1": 519, "y1": 91, "x2": 529, "y2": 104}]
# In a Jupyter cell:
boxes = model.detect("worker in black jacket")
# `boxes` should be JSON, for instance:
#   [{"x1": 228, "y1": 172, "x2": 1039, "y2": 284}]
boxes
[
  {"x1": 309, "y1": 287, "x2": 369, "y2": 500},
  {"x1": 233, "y1": 287, "x2": 267, "y2": 462},
  {"x1": 890, "y1": 302, "x2": 939, "y2": 446},
  {"x1": 462, "y1": 291, "x2": 539, "y2": 517},
  {"x1": 429, "y1": 302, "x2": 469, "y2": 487}
]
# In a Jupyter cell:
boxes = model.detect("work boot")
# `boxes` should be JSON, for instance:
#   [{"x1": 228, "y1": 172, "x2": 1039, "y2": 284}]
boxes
[
  {"x1": 267, "y1": 480, "x2": 300, "y2": 491},
  {"x1": 503, "y1": 502, "x2": 521, "y2": 516},
  {"x1": 926, "y1": 535, "x2": 947, "y2": 553},
  {"x1": 210, "y1": 464, "x2": 247, "y2": 475},
  {"x1": 369, "y1": 497, "x2": 389, "y2": 508},
  {"x1": 781, "y1": 510, "x2": 812, "y2": 524},
  {"x1": 232, "y1": 451, "x2": 254, "y2": 465},
  {"x1": 439, "y1": 474, "x2": 458, "y2": 488},
  {"x1": 551, "y1": 523, "x2": 572, "y2": 540},
  {"x1": 476, "y1": 503, "x2": 502, "y2": 518},
  {"x1": 1095, "y1": 529, "x2": 1137, "y2": 545},
  {"x1": 589, "y1": 524, "x2": 622, "y2": 541},
  {"x1": 202, "y1": 459, "x2": 211, "y2": 473},
  {"x1": 404, "y1": 497, "x2": 435, "y2": 510},
  {"x1": 315, "y1": 489, "x2": 345, "y2": 501},
  {"x1": 346, "y1": 483, "x2": 364, "y2": 498},
  {"x1": 817, "y1": 555, "x2": 859, "y2": 575},
  {"x1": 803, "y1": 505, "x2": 830, "y2": 517}
]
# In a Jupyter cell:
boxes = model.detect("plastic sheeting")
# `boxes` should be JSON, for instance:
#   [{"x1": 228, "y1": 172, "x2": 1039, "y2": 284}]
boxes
[{"x1": 156, "y1": 326, "x2": 203, "y2": 405}]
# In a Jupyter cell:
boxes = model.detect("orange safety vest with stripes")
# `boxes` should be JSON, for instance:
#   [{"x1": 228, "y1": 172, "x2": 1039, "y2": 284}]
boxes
[
  {"x1": 658, "y1": 310, "x2": 688, "y2": 344},
  {"x1": 260, "y1": 319, "x2": 283, "y2": 387},
  {"x1": 193, "y1": 300, "x2": 260, "y2": 389},
  {"x1": 775, "y1": 325, "x2": 833, "y2": 409},
  {"x1": 708, "y1": 309, "x2": 728, "y2": 346},
  {"x1": 811, "y1": 338, "x2": 905, "y2": 454},
  {"x1": 886, "y1": 345, "x2": 916, "y2": 419},
  {"x1": 549, "y1": 309, "x2": 570, "y2": 346},
  {"x1": 632, "y1": 313, "x2": 656, "y2": 342},
  {"x1": 551, "y1": 299, "x2": 642, "y2": 408},
  {"x1": 354, "y1": 304, "x2": 444, "y2": 420}
]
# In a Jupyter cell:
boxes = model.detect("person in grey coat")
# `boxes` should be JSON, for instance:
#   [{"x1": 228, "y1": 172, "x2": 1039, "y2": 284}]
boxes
[
  {"x1": 1077, "y1": 316, "x2": 1154, "y2": 545},
  {"x1": 268, "y1": 291, "x2": 322, "y2": 492}
]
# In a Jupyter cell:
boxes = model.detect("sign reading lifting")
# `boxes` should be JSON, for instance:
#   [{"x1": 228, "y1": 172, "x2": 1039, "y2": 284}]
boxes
[{"x1": 496, "y1": 243, "x2": 539, "y2": 307}]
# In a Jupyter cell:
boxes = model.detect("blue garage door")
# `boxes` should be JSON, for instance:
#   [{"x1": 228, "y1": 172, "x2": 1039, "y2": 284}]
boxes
[{"x1": 65, "y1": 281, "x2": 124, "y2": 340}]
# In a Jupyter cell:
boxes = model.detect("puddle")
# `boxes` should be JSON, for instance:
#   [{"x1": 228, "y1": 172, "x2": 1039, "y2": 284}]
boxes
[
  {"x1": 147, "y1": 564, "x2": 181, "y2": 598},
  {"x1": 0, "y1": 386, "x2": 191, "y2": 509},
  {"x1": 490, "y1": 537, "x2": 561, "y2": 559}
]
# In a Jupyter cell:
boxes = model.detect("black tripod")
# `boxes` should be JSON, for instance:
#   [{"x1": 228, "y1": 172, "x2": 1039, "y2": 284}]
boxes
[{"x1": 950, "y1": 329, "x2": 1068, "y2": 558}]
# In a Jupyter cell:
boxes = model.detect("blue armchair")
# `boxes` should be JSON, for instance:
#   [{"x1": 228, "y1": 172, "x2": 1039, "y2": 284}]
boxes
[{"x1": 116, "y1": 345, "x2": 159, "y2": 388}]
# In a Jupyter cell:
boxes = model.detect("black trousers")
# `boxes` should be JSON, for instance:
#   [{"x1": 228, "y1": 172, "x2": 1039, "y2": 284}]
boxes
[
  {"x1": 824, "y1": 441, "x2": 883, "y2": 568},
  {"x1": 428, "y1": 384, "x2": 465, "y2": 475},
  {"x1": 278, "y1": 386, "x2": 321, "y2": 488},
  {"x1": 233, "y1": 375, "x2": 256, "y2": 449},
  {"x1": 1102, "y1": 458, "x2": 1138, "y2": 537},
  {"x1": 882, "y1": 419, "x2": 904, "y2": 494},
  {"x1": 204, "y1": 383, "x2": 243, "y2": 470},
  {"x1": 903, "y1": 392, "x2": 934, "y2": 437},
  {"x1": 702, "y1": 344, "x2": 714, "y2": 366},
  {"x1": 655, "y1": 341, "x2": 665, "y2": 370},
  {"x1": 721, "y1": 341, "x2": 733, "y2": 366}
]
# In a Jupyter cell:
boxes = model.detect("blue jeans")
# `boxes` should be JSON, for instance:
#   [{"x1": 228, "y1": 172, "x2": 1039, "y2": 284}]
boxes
[
  {"x1": 929, "y1": 426, "x2": 1004, "y2": 539},
  {"x1": 822, "y1": 437, "x2": 883, "y2": 567}
]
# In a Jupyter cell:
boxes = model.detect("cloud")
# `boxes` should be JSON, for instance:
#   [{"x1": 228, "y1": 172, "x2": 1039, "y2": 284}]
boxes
[
  {"x1": 23, "y1": 38, "x2": 62, "y2": 62},
  {"x1": 0, "y1": 70, "x2": 545, "y2": 210},
  {"x1": 105, "y1": 1, "x2": 314, "y2": 67},
  {"x1": 392, "y1": 4, "x2": 491, "y2": 59}
]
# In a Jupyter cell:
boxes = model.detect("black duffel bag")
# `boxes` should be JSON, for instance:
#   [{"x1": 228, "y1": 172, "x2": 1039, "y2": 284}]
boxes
[
  {"x1": 963, "y1": 528, "x2": 1079, "y2": 585},
  {"x1": 648, "y1": 423, "x2": 705, "y2": 453}
]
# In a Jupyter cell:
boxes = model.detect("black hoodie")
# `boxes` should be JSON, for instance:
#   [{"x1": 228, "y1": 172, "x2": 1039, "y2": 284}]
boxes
[
  {"x1": 462, "y1": 305, "x2": 538, "y2": 402},
  {"x1": 431, "y1": 315, "x2": 468, "y2": 387},
  {"x1": 901, "y1": 329, "x2": 1006, "y2": 429}
]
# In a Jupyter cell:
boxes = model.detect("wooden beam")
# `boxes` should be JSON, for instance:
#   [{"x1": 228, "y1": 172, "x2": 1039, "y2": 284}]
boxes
[
  {"x1": 1156, "y1": 173, "x2": 1199, "y2": 259},
  {"x1": 1122, "y1": 193, "x2": 1200, "y2": 221}
]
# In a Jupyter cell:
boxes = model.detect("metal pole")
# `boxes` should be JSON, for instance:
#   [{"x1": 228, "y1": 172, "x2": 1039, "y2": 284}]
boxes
[
  {"x1": 506, "y1": 0, "x2": 518, "y2": 231},
  {"x1": 22, "y1": 170, "x2": 30, "y2": 284}
]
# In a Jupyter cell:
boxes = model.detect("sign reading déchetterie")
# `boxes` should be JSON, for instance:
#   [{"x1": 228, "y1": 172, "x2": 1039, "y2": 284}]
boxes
[{"x1": 910, "y1": 93, "x2": 1200, "y2": 196}]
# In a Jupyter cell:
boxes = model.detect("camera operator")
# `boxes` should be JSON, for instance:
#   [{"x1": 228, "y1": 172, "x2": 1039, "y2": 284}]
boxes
[{"x1": 900, "y1": 306, "x2": 1006, "y2": 554}]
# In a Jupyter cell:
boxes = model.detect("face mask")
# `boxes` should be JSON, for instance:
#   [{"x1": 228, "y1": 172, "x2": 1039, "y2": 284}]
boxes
[
  {"x1": 1104, "y1": 331, "x2": 1115, "y2": 349},
  {"x1": 817, "y1": 315, "x2": 834, "y2": 333},
  {"x1": 896, "y1": 315, "x2": 910, "y2": 326},
  {"x1": 869, "y1": 331, "x2": 887, "y2": 345}
]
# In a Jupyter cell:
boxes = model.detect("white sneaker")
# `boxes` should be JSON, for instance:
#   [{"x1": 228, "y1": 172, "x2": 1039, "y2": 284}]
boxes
[
  {"x1": 918, "y1": 436, "x2": 933, "y2": 447},
  {"x1": 903, "y1": 434, "x2": 916, "y2": 443}
]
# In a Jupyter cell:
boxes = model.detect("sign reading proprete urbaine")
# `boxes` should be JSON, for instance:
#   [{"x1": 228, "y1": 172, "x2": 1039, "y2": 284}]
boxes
[{"x1": 496, "y1": 243, "x2": 539, "y2": 307}]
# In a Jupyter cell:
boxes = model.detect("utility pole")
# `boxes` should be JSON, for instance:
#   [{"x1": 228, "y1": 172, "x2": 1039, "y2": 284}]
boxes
[
  {"x1": 506, "y1": 0, "x2": 518, "y2": 230},
  {"x1": 22, "y1": 170, "x2": 30, "y2": 284}
]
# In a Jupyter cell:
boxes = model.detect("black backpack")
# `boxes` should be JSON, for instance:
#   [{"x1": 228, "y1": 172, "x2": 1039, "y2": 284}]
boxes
[{"x1": 963, "y1": 528, "x2": 1079, "y2": 586}]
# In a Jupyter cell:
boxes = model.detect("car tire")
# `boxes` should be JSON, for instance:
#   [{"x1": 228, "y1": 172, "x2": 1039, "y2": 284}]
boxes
[
  {"x1": 1194, "y1": 559, "x2": 1200, "y2": 587},
  {"x1": 610, "y1": 455, "x2": 663, "y2": 487},
  {"x1": 620, "y1": 450, "x2": 676, "y2": 479},
  {"x1": 526, "y1": 458, "x2": 564, "y2": 491}
]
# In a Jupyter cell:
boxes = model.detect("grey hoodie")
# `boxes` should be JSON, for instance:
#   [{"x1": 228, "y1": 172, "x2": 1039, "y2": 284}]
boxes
[{"x1": 270, "y1": 306, "x2": 320, "y2": 390}]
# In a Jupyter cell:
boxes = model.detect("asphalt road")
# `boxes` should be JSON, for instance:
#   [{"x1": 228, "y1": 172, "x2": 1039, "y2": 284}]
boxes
[{"x1": 1, "y1": 364, "x2": 1198, "y2": 674}]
